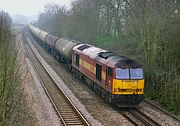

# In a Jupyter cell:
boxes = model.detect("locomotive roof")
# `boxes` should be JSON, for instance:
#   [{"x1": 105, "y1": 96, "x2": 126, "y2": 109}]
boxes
[
  {"x1": 106, "y1": 55, "x2": 142, "y2": 68},
  {"x1": 74, "y1": 44, "x2": 142, "y2": 68},
  {"x1": 73, "y1": 44, "x2": 108, "y2": 59},
  {"x1": 96, "y1": 52, "x2": 142, "y2": 68}
]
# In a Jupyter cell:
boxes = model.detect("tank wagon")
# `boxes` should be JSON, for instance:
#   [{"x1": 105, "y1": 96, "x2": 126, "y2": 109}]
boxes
[
  {"x1": 28, "y1": 24, "x2": 145, "y2": 106},
  {"x1": 29, "y1": 25, "x2": 48, "y2": 46},
  {"x1": 45, "y1": 34, "x2": 59, "y2": 53},
  {"x1": 55, "y1": 38, "x2": 78, "y2": 62},
  {"x1": 29, "y1": 25, "x2": 75, "y2": 63},
  {"x1": 39, "y1": 30, "x2": 48, "y2": 42}
]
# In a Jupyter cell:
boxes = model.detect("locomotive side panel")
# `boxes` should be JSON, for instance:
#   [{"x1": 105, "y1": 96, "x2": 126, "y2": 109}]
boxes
[{"x1": 72, "y1": 46, "x2": 112, "y2": 93}]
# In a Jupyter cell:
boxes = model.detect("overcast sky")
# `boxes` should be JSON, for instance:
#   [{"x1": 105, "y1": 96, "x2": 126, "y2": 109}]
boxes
[{"x1": 0, "y1": 0, "x2": 73, "y2": 16}]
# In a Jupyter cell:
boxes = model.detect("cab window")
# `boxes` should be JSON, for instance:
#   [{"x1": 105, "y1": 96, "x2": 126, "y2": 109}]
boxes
[
  {"x1": 96, "y1": 64, "x2": 102, "y2": 81},
  {"x1": 130, "y1": 68, "x2": 143, "y2": 79},
  {"x1": 116, "y1": 68, "x2": 129, "y2": 79},
  {"x1": 75, "y1": 53, "x2": 80, "y2": 67},
  {"x1": 107, "y1": 67, "x2": 112, "y2": 76}
]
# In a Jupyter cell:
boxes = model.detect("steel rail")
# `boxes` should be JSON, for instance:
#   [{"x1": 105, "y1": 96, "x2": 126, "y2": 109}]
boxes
[{"x1": 128, "y1": 108, "x2": 160, "y2": 126}]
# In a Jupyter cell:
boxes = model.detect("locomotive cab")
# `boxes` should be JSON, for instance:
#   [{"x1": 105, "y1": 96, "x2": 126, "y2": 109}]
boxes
[
  {"x1": 113, "y1": 67, "x2": 144, "y2": 94},
  {"x1": 107, "y1": 58, "x2": 145, "y2": 106}
]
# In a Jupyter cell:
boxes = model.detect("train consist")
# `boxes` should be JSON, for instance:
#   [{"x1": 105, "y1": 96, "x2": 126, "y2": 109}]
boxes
[{"x1": 28, "y1": 24, "x2": 145, "y2": 107}]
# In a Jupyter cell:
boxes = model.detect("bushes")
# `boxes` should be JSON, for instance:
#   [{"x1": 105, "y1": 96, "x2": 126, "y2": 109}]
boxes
[{"x1": 0, "y1": 11, "x2": 23, "y2": 125}]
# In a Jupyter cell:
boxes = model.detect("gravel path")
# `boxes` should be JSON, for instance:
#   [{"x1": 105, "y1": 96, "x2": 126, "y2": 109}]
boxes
[{"x1": 29, "y1": 36, "x2": 133, "y2": 126}]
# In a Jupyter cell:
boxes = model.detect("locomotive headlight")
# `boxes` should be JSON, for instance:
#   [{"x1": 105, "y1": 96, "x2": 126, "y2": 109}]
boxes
[
  {"x1": 136, "y1": 89, "x2": 142, "y2": 92},
  {"x1": 114, "y1": 88, "x2": 121, "y2": 92}
]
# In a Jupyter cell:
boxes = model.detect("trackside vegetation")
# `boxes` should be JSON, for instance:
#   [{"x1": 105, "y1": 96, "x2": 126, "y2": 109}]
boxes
[
  {"x1": 0, "y1": 11, "x2": 33, "y2": 125},
  {"x1": 37, "y1": 0, "x2": 180, "y2": 114}
]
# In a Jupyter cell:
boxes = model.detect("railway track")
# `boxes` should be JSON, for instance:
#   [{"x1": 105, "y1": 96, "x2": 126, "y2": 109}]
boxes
[
  {"x1": 119, "y1": 107, "x2": 160, "y2": 126},
  {"x1": 119, "y1": 111, "x2": 139, "y2": 126},
  {"x1": 123, "y1": 100, "x2": 180, "y2": 126},
  {"x1": 129, "y1": 108, "x2": 160, "y2": 126},
  {"x1": 114, "y1": 102, "x2": 160, "y2": 126},
  {"x1": 22, "y1": 29, "x2": 90, "y2": 126}
]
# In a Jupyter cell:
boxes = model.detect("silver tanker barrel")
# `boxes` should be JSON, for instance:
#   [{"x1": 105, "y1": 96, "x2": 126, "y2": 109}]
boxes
[{"x1": 54, "y1": 38, "x2": 77, "y2": 62}]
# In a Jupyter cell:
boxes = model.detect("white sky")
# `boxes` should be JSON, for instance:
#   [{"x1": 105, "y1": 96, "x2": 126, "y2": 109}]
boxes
[{"x1": 0, "y1": 0, "x2": 73, "y2": 16}]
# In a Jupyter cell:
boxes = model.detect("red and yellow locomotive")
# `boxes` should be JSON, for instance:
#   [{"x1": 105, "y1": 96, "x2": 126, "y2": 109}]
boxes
[{"x1": 72, "y1": 44, "x2": 144, "y2": 106}]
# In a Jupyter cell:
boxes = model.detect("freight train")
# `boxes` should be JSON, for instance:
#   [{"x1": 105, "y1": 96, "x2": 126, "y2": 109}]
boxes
[{"x1": 28, "y1": 24, "x2": 144, "y2": 107}]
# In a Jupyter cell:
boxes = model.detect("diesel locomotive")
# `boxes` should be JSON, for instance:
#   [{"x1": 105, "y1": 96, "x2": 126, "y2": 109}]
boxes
[{"x1": 28, "y1": 24, "x2": 144, "y2": 107}]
